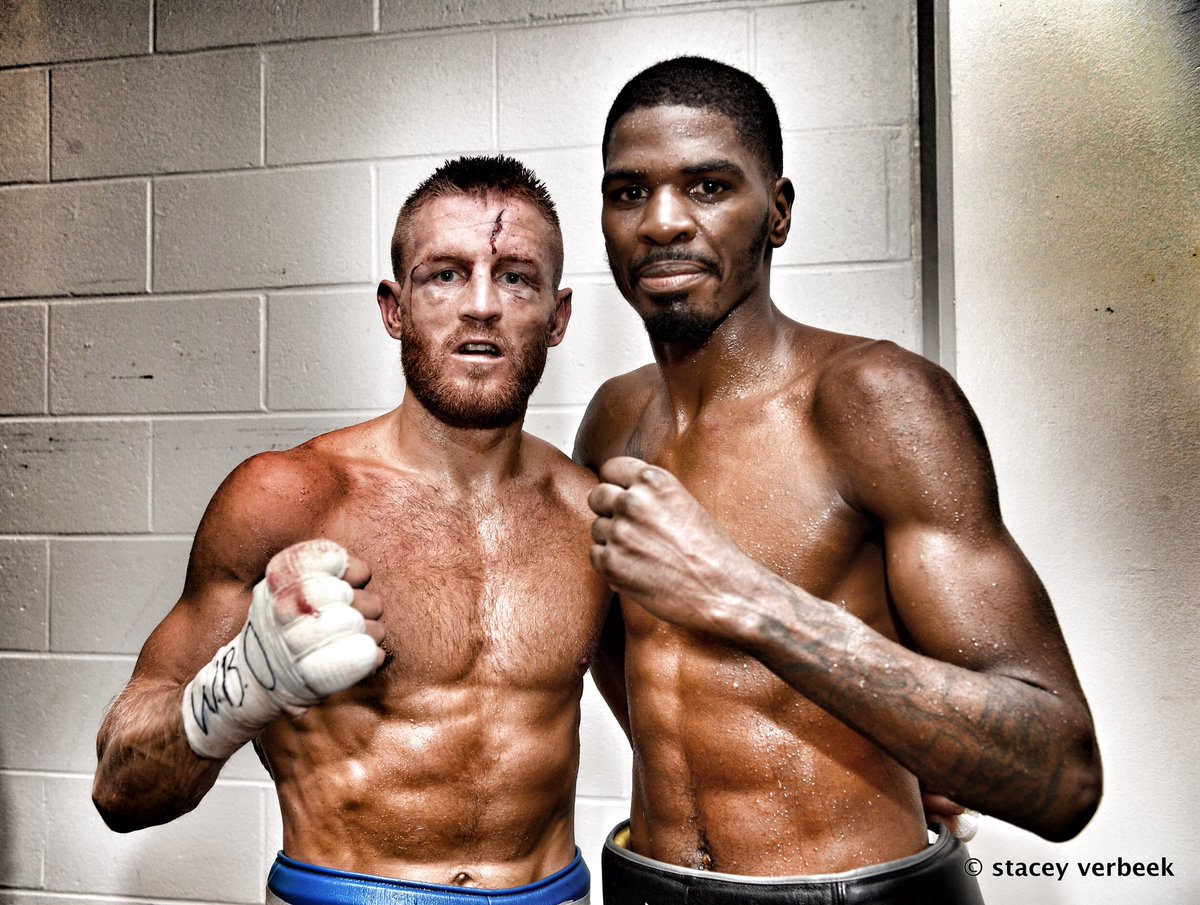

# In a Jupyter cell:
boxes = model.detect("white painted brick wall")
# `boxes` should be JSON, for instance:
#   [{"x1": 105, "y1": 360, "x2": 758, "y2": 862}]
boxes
[
  {"x1": 0, "y1": 772, "x2": 44, "y2": 887},
  {"x1": 758, "y1": 0, "x2": 915, "y2": 130},
  {"x1": 0, "y1": 658, "x2": 137, "y2": 771},
  {"x1": 46, "y1": 776, "x2": 267, "y2": 903},
  {"x1": 265, "y1": 34, "x2": 495, "y2": 165},
  {"x1": 52, "y1": 51, "x2": 263, "y2": 179},
  {"x1": 497, "y1": 11, "x2": 751, "y2": 150},
  {"x1": 0, "y1": 304, "x2": 46, "y2": 413},
  {"x1": 267, "y1": 289, "x2": 403, "y2": 411},
  {"x1": 776, "y1": 129, "x2": 908, "y2": 266},
  {"x1": 0, "y1": 181, "x2": 149, "y2": 298},
  {"x1": 0, "y1": 539, "x2": 48, "y2": 651},
  {"x1": 153, "y1": 166, "x2": 374, "y2": 292},
  {"x1": 157, "y1": 0, "x2": 376, "y2": 52},
  {"x1": 50, "y1": 296, "x2": 263, "y2": 414},
  {"x1": 50, "y1": 538, "x2": 191, "y2": 653},
  {"x1": 0, "y1": 421, "x2": 151, "y2": 533},
  {"x1": 0, "y1": 3, "x2": 919, "y2": 902},
  {"x1": 381, "y1": 0, "x2": 621, "y2": 32},
  {"x1": 0, "y1": 0, "x2": 149, "y2": 68},
  {"x1": 0, "y1": 68, "x2": 48, "y2": 184}
]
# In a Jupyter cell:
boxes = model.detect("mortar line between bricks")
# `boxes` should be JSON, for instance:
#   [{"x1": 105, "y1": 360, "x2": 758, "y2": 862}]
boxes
[
  {"x1": 147, "y1": 416, "x2": 156, "y2": 530},
  {"x1": 145, "y1": 180, "x2": 153, "y2": 293},
  {"x1": 45, "y1": 66, "x2": 54, "y2": 182},
  {"x1": 259, "y1": 51, "x2": 268, "y2": 166},
  {"x1": 41, "y1": 299, "x2": 50, "y2": 414},
  {"x1": 0, "y1": 533, "x2": 195, "y2": 541},
  {"x1": 0, "y1": 411, "x2": 387, "y2": 425},
  {"x1": 492, "y1": 31, "x2": 500, "y2": 151},
  {"x1": 1, "y1": 124, "x2": 911, "y2": 191},
  {"x1": 258, "y1": 293, "x2": 268, "y2": 411}
]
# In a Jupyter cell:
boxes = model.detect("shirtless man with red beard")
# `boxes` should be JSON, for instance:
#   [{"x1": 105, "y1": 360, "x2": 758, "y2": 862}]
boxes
[{"x1": 93, "y1": 156, "x2": 608, "y2": 905}]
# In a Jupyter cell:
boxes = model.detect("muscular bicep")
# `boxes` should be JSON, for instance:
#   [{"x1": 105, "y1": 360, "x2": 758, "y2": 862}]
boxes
[
  {"x1": 820, "y1": 343, "x2": 1082, "y2": 693},
  {"x1": 883, "y1": 519, "x2": 1077, "y2": 690},
  {"x1": 125, "y1": 450, "x2": 320, "y2": 688}
]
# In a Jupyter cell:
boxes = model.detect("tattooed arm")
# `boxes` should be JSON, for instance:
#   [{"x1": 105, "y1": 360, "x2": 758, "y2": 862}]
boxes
[{"x1": 587, "y1": 344, "x2": 1101, "y2": 841}]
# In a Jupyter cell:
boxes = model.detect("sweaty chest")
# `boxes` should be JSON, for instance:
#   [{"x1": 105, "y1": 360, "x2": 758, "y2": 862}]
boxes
[
  {"x1": 313, "y1": 485, "x2": 605, "y2": 687},
  {"x1": 644, "y1": 405, "x2": 876, "y2": 603}
]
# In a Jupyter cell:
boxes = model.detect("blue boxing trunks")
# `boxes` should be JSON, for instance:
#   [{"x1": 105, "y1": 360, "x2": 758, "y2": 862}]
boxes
[
  {"x1": 266, "y1": 850, "x2": 590, "y2": 905},
  {"x1": 602, "y1": 823, "x2": 984, "y2": 904}
]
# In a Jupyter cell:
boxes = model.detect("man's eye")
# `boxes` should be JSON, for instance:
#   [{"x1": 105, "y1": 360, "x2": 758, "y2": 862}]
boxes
[
  {"x1": 610, "y1": 186, "x2": 646, "y2": 204},
  {"x1": 435, "y1": 270, "x2": 458, "y2": 282},
  {"x1": 692, "y1": 180, "x2": 727, "y2": 199},
  {"x1": 500, "y1": 272, "x2": 529, "y2": 287}
]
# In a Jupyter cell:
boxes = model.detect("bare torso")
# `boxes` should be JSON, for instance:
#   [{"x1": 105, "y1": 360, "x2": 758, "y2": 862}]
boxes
[
  {"x1": 242, "y1": 417, "x2": 608, "y2": 885},
  {"x1": 600, "y1": 325, "x2": 928, "y2": 874}
]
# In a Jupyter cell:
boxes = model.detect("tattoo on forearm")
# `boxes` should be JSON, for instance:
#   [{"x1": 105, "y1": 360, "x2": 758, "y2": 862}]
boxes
[{"x1": 754, "y1": 573, "x2": 1068, "y2": 823}]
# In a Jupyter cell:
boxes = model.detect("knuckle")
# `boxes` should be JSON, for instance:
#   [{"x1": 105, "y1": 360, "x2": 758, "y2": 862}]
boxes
[
  {"x1": 267, "y1": 538, "x2": 349, "y2": 591},
  {"x1": 590, "y1": 545, "x2": 611, "y2": 574},
  {"x1": 615, "y1": 488, "x2": 644, "y2": 518}
]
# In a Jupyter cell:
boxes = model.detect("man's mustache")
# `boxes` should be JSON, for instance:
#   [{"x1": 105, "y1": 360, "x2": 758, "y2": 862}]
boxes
[{"x1": 629, "y1": 250, "x2": 723, "y2": 284}]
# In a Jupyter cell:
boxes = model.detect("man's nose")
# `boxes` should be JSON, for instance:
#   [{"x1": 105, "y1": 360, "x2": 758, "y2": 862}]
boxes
[
  {"x1": 638, "y1": 188, "x2": 696, "y2": 246},
  {"x1": 459, "y1": 272, "x2": 502, "y2": 322}
]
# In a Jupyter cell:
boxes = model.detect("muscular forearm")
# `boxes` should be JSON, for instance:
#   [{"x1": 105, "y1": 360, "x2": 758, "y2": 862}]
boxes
[
  {"x1": 727, "y1": 573, "x2": 1101, "y2": 841},
  {"x1": 93, "y1": 680, "x2": 224, "y2": 832}
]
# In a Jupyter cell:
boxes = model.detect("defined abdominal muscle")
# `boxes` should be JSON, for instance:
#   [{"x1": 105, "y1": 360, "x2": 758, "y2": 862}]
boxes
[
  {"x1": 262, "y1": 690, "x2": 580, "y2": 879},
  {"x1": 628, "y1": 653, "x2": 928, "y2": 874}
]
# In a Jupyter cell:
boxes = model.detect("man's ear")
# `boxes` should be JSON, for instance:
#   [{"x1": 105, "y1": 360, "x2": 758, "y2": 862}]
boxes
[
  {"x1": 769, "y1": 177, "x2": 794, "y2": 249},
  {"x1": 377, "y1": 279, "x2": 404, "y2": 339},
  {"x1": 548, "y1": 287, "x2": 572, "y2": 347}
]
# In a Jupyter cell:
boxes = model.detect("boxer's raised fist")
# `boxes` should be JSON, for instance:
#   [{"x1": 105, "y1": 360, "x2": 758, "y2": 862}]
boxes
[{"x1": 182, "y1": 540, "x2": 382, "y2": 760}]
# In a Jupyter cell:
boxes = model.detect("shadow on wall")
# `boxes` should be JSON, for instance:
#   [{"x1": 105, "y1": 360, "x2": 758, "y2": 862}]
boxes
[{"x1": 1166, "y1": 1, "x2": 1200, "y2": 92}]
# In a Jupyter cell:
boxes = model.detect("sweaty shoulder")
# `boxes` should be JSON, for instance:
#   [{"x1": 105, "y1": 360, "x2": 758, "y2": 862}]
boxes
[
  {"x1": 521, "y1": 431, "x2": 600, "y2": 519},
  {"x1": 810, "y1": 339, "x2": 998, "y2": 522},
  {"x1": 573, "y1": 364, "x2": 661, "y2": 471},
  {"x1": 188, "y1": 430, "x2": 353, "y2": 587}
]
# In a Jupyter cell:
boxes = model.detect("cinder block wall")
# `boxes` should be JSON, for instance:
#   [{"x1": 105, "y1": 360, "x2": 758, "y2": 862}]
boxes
[{"x1": 0, "y1": 2, "x2": 918, "y2": 902}]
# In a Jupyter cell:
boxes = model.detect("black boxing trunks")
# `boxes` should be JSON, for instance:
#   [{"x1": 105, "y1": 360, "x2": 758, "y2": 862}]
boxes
[
  {"x1": 266, "y1": 850, "x2": 590, "y2": 905},
  {"x1": 602, "y1": 823, "x2": 984, "y2": 904}
]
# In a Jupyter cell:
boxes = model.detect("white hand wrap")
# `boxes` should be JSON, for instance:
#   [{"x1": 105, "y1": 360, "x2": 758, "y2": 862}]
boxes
[
  {"x1": 182, "y1": 539, "x2": 380, "y2": 760},
  {"x1": 954, "y1": 809, "x2": 981, "y2": 842}
]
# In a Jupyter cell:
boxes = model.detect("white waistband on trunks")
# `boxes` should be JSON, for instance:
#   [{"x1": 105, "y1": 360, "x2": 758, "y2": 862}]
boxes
[
  {"x1": 266, "y1": 850, "x2": 590, "y2": 905},
  {"x1": 605, "y1": 822, "x2": 956, "y2": 885}
]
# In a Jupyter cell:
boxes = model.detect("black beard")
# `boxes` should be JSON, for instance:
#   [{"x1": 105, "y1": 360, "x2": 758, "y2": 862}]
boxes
[
  {"x1": 400, "y1": 315, "x2": 549, "y2": 430},
  {"x1": 644, "y1": 303, "x2": 725, "y2": 343},
  {"x1": 627, "y1": 212, "x2": 771, "y2": 346}
]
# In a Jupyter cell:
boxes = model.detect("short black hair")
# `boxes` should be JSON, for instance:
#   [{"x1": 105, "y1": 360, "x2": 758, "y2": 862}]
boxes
[
  {"x1": 602, "y1": 56, "x2": 783, "y2": 179},
  {"x1": 390, "y1": 155, "x2": 563, "y2": 285}
]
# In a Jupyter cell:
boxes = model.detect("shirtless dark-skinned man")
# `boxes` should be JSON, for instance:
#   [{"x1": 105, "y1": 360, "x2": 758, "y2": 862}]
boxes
[
  {"x1": 93, "y1": 156, "x2": 610, "y2": 905},
  {"x1": 574, "y1": 57, "x2": 1102, "y2": 905}
]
